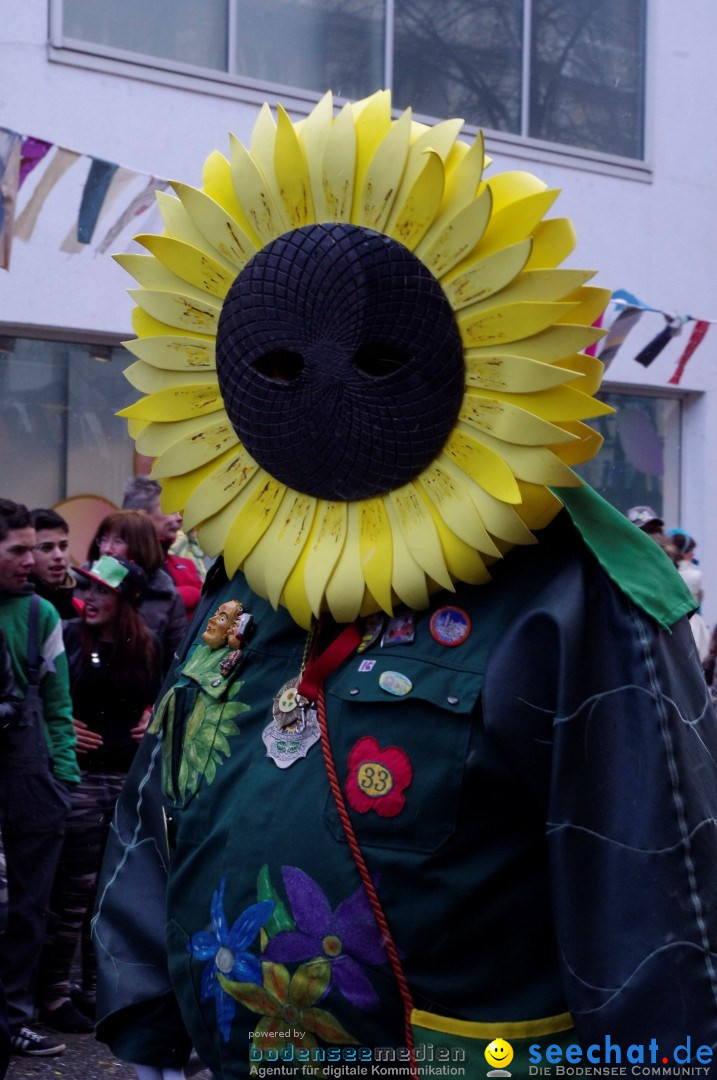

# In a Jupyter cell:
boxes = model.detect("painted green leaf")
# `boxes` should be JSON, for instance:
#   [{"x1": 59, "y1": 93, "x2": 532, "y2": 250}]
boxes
[{"x1": 257, "y1": 866, "x2": 295, "y2": 937}]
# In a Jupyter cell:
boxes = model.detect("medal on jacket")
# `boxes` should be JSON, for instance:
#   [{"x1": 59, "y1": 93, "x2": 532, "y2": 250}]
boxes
[
  {"x1": 265, "y1": 621, "x2": 362, "y2": 769},
  {"x1": 262, "y1": 706, "x2": 321, "y2": 769}
]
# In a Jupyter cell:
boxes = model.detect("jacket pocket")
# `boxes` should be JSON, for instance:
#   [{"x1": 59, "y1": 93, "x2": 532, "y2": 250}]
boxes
[{"x1": 323, "y1": 657, "x2": 482, "y2": 854}]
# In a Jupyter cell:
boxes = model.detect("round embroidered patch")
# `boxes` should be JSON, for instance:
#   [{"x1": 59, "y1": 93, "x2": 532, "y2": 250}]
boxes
[
  {"x1": 345, "y1": 736, "x2": 413, "y2": 818},
  {"x1": 429, "y1": 605, "x2": 472, "y2": 647}
]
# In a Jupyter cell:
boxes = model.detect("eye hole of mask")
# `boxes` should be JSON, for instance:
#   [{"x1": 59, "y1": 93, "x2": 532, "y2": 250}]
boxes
[
  {"x1": 353, "y1": 343, "x2": 411, "y2": 377},
  {"x1": 252, "y1": 349, "x2": 304, "y2": 383}
]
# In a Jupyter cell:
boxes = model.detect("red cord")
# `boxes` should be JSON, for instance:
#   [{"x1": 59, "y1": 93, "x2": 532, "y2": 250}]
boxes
[{"x1": 317, "y1": 686, "x2": 418, "y2": 1078}]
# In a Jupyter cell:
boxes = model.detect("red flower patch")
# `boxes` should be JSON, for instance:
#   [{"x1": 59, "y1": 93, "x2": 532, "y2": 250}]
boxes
[{"x1": 345, "y1": 736, "x2": 413, "y2": 818}]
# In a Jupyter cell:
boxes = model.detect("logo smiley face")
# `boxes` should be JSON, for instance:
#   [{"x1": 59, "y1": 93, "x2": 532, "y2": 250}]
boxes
[{"x1": 485, "y1": 1038, "x2": 514, "y2": 1070}]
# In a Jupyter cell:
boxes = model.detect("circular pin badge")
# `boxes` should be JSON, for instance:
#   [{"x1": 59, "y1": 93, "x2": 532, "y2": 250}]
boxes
[
  {"x1": 429, "y1": 606, "x2": 472, "y2": 647},
  {"x1": 378, "y1": 670, "x2": 413, "y2": 697}
]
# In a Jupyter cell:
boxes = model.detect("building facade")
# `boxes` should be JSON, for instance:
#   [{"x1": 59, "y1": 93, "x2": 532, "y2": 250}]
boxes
[{"x1": 1, "y1": 1, "x2": 717, "y2": 616}]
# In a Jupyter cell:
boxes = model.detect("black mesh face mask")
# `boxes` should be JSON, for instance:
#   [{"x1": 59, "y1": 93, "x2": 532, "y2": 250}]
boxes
[{"x1": 215, "y1": 223, "x2": 465, "y2": 501}]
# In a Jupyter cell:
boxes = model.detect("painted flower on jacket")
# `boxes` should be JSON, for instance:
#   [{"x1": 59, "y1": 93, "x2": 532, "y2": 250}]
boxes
[
  {"x1": 220, "y1": 959, "x2": 358, "y2": 1052},
  {"x1": 262, "y1": 866, "x2": 386, "y2": 1010},
  {"x1": 188, "y1": 878, "x2": 274, "y2": 1040}
]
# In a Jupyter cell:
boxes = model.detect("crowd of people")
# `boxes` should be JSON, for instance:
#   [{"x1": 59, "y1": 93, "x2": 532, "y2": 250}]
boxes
[
  {"x1": 0, "y1": 479, "x2": 206, "y2": 1071},
  {"x1": 626, "y1": 503, "x2": 715, "y2": 668}
]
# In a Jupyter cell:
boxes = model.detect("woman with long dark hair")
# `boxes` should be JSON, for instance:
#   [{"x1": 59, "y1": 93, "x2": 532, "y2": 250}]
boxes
[
  {"x1": 85, "y1": 510, "x2": 186, "y2": 674},
  {"x1": 37, "y1": 556, "x2": 161, "y2": 1032}
]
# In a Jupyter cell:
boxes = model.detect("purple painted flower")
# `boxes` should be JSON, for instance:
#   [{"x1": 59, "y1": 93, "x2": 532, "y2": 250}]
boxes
[
  {"x1": 263, "y1": 867, "x2": 387, "y2": 1010},
  {"x1": 188, "y1": 878, "x2": 274, "y2": 1040}
]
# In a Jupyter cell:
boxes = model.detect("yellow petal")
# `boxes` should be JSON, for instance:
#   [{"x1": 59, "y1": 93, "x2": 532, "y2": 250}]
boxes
[
  {"x1": 157, "y1": 454, "x2": 229, "y2": 513},
  {"x1": 471, "y1": 384, "x2": 614, "y2": 423},
  {"x1": 325, "y1": 502, "x2": 365, "y2": 623},
  {"x1": 525, "y1": 218, "x2": 577, "y2": 270},
  {"x1": 556, "y1": 285, "x2": 611, "y2": 327},
  {"x1": 275, "y1": 104, "x2": 315, "y2": 228},
  {"x1": 322, "y1": 103, "x2": 357, "y2": 222},
  {"x1": 514, "y1": 481, "x2": 565, "y2": 530},
  {"x1": 280, "y1": 530, "x2": 315, "y2": 631},
  {"x1": 554, "y1": 353, "x2": 604, "y2": 395},
  {"x1": 460, "y1": 392, "x2": 577, "y2": 445},
  {"x1": 386, "y1": 150, "x2": 444, "y2": 251},
  {"x1": 456, "y1": 423, "x2": 579, "y2": 487},
  {"x1": 358, "y1": 498, "x2": 394, "y2": 615},
  {"x1": 443, "y1": 429, "x2": 522, "y2": 503},
  {"x1": 415, "y1": 187, "x2": 492, "y2": 277},
  {"x1": 548, "y1": 421, "x2": 604, "y2": 466},
  {"x1": 469, "y1": 323, "x2": 605, "y2": 363},
  {"x1": 459, "y1": 301, "x2": 577, "y2": 348},
  {"x1": 441, "y1": 239, "x2": 532, "y2": 309},
  {"x1": 437, "y1": 453, "x2": 536, "y2": 547},
  {"x1": 119, "y1": 382, "x2": 223, "y2": 422},
  {"x1": 244, "y1": 489, "x2": 316, "y2": 608},
  {"x1": 486, "y1": 170, "x2": 547, "y2": 213},
  {"x1": 135, "y1": 414, "x2": 232, "y2": 460},
  {"x1": 464, "y1": 352, "x2": 581, "y2": 393},
  {"x1": 124, "y1": 361, "x2": 213, "y2": 394},
  {"x1": 388, "y1": 482, "x2": 452, "y2": 590},
  {"x1": 410, "y1": 117, "x2": 464, "y2": 162},
  {"x1": 129, "y1": 289, "x2": 220, "y2": 335},
  {"x1": 249, "y1": 103, "x2": 286, "y2": 217},
  {"x1": 170, "y1": 181, "x2": 258, "y2": 273},
  {"x1": 450, "y1": 266, "x2": 593, "y2": 313},
  {"x1": 435, "y1": 130, "x2": 486, "y2": 225},
  {"x1": 299, "y1": 91, "x2": 334, "y2": 219},
  {"x1": 358, "y1": 107, "x2": 412, "y2": 231},
  {"x1": 183, "y1": 446, "x2": 260, "y2": 530},
  {"x1": 201, "y1": 149, "x2": 263, "y2": 247},
  {"x1": 134, "y1": 234, "x2": 237, "y2": 300},
  {"x1": 223, "y1": 474, "x2": 287, "y2": 578},
  {"x1": 114, "y1": 254, "x2": 202, "y2": 296},
  {"x1": 198, "y1": 488, "x2": 260, "y2": 559},
  {"x1": 126, "y1": 418, "x2": 149, "y2": 439},
  {"x1": 155, "y1": 191, "x2": 237, "y2": 273},
  {"x1": 131, "y1": 306, "x2": 213, "y2": 342},
  {"x1": 415, "y1": 485, "x2": 491, "y2": 585},
  {"x1": 382, "y1": 496, "x2": 430, "y2": 610},
  {"x1": 417, "y1": 463, "x2": 502, "y2": 555},
  {"x1": 478, "y1": 189, "x2": 560, "y2": 258},
  {"x1": 304, "y1": 501, "x2": 348, "y2": 618},
  {"x1": 229, "y1": 133, "x2": 289, "y2": 245},
  {"x1": 123, "y1": 335, "x2": 216, "y2": 373},
  {"x1": 350, "y1": 89, "x2": 392, "y2": 221}
]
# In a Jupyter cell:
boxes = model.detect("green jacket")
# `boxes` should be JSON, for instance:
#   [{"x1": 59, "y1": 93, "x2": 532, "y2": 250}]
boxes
[
  {"x1": 95, "y1": 492, "x2": 717, "y2": 1077},
  {"x1": 0, "y1": 591, "x2": 80, "y2": 784}
]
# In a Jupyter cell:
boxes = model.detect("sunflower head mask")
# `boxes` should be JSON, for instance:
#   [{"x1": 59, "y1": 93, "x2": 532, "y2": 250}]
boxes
[{"x1": 117, "y1": 90, "x2": 612, "y2": 629}]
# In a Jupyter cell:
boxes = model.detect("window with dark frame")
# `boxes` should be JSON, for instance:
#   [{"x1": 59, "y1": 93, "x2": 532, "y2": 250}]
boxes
[{"x1": 58, "y1": 0, "x2": 647, "y2": 161}]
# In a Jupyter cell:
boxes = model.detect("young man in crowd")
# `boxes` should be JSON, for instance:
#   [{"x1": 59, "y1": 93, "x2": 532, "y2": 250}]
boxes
[
  {"x1": 0, "y1": 499, "x2": 79, "y2": 1058},
  {"x1": 29, "y1": 509, "x2": 77, "y2": 620}
]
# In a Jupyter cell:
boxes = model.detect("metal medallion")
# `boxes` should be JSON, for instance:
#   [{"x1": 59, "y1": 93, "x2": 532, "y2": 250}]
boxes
[
  {"x1": 272, "y1": 676, "x2": 312, "y2": 729},
  {"x1": 262, "y1": 710, "x2": 321, "y2": 769}
]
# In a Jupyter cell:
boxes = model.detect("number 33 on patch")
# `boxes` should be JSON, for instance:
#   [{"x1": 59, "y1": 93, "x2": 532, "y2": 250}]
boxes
[{"x1": 345, "y1": 736, "x2": 413, "y2": 818}]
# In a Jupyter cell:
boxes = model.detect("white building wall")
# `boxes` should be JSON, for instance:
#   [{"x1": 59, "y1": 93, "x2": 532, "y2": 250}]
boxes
[{"x1": 1, "y1": 0, "x2": 717, "y2": 617}]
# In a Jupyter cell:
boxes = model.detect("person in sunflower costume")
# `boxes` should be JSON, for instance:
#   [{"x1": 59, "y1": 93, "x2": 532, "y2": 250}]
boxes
[{"x1": 93, "y1": 93, "x2": 717, "y2": 1079}]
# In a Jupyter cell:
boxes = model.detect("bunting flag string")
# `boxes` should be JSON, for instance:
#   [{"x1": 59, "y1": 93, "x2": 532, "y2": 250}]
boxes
[
  {"x1": 0, "y1": 125, "x2": 168, "y2": 270},
  {"x1": 600, "y1": 289, "x2": 716, "y2": 383}
]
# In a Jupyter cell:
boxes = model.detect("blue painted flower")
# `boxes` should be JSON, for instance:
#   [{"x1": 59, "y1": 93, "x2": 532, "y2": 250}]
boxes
[
  {"x1": 188, "y1": 879, "x2": 274, "y2": 1040},
  {"x1": 263, "y1": 867, "x2": 387, "y2": 1010}
]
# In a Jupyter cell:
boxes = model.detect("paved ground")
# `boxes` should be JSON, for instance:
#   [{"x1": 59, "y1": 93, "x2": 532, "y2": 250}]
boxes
[{"x1": 6, "y1": 1031, "x2": 212, "y2": 1080}]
